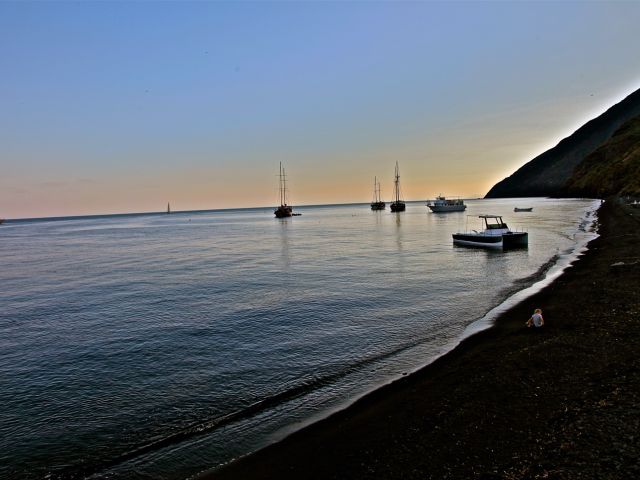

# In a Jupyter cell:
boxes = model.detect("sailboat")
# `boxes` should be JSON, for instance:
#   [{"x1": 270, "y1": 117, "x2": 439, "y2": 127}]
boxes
[
  {"x1": 390, "y1": 162, "x2": 406, "y2": 212},
  {"x1": 167, "y1": 203, "x2": 171, "y2": 214},
  {"x1": 274, "y1": 162, "x2": 294, "y2": 218},
  {"x1": 370, "y1": 176, "x2": 385, "y2": 210}
]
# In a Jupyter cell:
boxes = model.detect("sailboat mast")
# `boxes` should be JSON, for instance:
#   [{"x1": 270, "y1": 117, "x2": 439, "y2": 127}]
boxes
[
  {"x1": 279, "y1": 162, "x2": 284, "y2": 206},
  {"x1": 279, "y1": 162, "x2": 282, "y2": 206},
  {"x1": 282, "y1": 167, "x2": 287, "y2": 206},
  {"x1": 394, "y1": 162, "x2": 400, "y2": 203},
  {"x1": 374, "y1": 176, "x2": 377, "y2": 202}
]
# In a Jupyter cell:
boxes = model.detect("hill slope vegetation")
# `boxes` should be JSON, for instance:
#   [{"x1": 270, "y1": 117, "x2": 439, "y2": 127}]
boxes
[
  {"x1": 563, "y1": 115, "x2": 640, "y2": 198},
  {"x1": 485, "y1": 88, "x2": 640, "y2": 198}
]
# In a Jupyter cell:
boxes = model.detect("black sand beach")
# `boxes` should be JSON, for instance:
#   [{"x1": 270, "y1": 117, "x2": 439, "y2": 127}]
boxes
[{"x1": 207, "y1": 199, "x2": 640, "y2": 480}]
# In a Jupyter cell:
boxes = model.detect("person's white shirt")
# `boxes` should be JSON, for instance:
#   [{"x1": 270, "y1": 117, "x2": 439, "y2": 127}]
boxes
[{"x1": 531, "y1": 313, "x2": 543, "y2": 327}]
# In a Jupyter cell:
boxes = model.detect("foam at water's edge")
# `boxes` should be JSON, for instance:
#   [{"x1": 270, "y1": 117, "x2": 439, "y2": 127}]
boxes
[
  {"x1": 461, "y1": 200, "x2": 600, "y2": 339},
  {"x1": 258, "y1": 200, "x2": 600, "y2": 443},
  {"x1": 198, "y1": 201, "x2": 601, "y2": 479}
]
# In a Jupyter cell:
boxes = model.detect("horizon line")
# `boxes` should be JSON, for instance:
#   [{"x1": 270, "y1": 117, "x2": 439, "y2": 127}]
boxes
[{"x1": 4, "y1": 197, "x2": 497, "y2": 222}]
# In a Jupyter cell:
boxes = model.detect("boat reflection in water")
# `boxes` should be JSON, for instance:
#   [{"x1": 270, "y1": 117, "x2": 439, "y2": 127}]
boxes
[{"x1": 453, "y1": 214, "x2": 528, "y2": 249}]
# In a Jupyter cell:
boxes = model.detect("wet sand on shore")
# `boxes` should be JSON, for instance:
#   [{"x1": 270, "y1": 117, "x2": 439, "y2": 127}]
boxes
[{"x1": 206, "y1": 200, "x2": 640, "y2": 480}]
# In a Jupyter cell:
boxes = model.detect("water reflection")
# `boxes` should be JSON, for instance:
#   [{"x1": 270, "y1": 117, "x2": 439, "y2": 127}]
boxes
[
  {"x1": 373, "y1": 209, "x2": 384, "y2": 226},
  {"x1": 277, "y1": 218, "x2": 291, "y2": 270},
  {"x1": 392, "y1": 211, "x2": 404, "y2": 254},
  {"x1": 0, "y1": 198, "x2": 597, "y2": 480}
]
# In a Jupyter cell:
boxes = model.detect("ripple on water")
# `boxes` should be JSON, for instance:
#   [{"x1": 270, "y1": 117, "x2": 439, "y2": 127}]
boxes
[{"x1": 0, "y1": 198, "x2": 599, "y2": 479}]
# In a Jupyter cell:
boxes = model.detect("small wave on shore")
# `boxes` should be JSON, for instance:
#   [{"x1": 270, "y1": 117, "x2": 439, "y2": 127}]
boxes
[
  {"x1": 1, "y1": 198, "x2": 599, "y2": 480},
  {"x1": 463, "y1": 199, "x2": 600, "y2": 339}
]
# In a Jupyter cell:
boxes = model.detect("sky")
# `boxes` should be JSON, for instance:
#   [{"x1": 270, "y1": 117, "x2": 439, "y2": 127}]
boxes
[{"x1": 1, "y1": 1, "x2": 640, "y2": 218}]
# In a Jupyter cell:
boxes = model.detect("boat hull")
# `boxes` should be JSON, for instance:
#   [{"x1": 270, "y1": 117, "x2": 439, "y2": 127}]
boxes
[
  {"x1": 514, "y1": 208, "x2": 533, "y2": 212},
  {"x1": 428, "y1": 205, "x2": 466, "y2": 212},
  {"x1": 390, "y1": 202, "x2": 406, "y2": 212},
  {"x1": 502, "y1": 231, "x2": 528, "y2": 248},
  {"x1": 452, "y1": 233, "x2": 503, "y2": 248},
  {"x1": 452, "y1": 231, "x2": 528, "y2": 249},
  {"x1": 274, "y1": 206, "x2": 293, "y2": 218},
  {"x1": 371, "y1": 202, "x2": 386, "y2": 210}
]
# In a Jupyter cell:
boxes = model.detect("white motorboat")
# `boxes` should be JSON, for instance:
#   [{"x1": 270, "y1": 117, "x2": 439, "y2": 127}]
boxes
[
  {"x1": 427, "y1": 195, "x2": 466, "y2": 212},
  {"x1": 453, "y1": 215, "x2": 528, "y2": 249}
]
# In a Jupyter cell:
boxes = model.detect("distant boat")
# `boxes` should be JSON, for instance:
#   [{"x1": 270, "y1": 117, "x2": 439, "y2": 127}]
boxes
[
  {"x1": 167, "y1": 203, "x2": 171, "y2": 214},
  {"x1": 274, "y1": 162, "x2": 295, "y2": 218},
  {"x1": 426, "y1": 195, "x2": 466, "y2": 213},
  {"x1": 370, "y1": 176, "x2": 386, "y2": 210},
  {"x1": 453, "y1": 214, "x2": 528, "y2": 249},
  {"x1": 389, "y1": 162, "x2": 406, "y2": 212},
  {"x1": 514, "y1": 207, "x2": 533, "y2": 212}
]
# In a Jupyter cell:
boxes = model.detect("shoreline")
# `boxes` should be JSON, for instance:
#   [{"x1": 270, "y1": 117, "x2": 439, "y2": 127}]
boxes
[
  {"x1": 204, "y1": 199, "x2": 640, "y2": 479},
  {"x1": 285, "y1": 203, "x2": 599, "y2": 440},
  {"x1": 460, "y1": 203, "x2": 598, "y2": 341}
]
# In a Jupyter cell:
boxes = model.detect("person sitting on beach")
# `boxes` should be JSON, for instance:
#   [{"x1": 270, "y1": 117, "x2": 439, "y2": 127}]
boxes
[{"x1": 526, "y1": 308, "x2": 544, "y2": 329}]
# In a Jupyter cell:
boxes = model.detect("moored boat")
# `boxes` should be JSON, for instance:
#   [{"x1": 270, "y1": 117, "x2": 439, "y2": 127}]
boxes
[
  {"x1": 514, "y1": 207, "x2": 533, "y2": 212},
  {"x1": 274, "y1": 162, "x2": 295, "y2": 218},
  {"x1": 389, "y1": 162, "x2": 405, "y2": 212},
  {"x1": 427, "y1": 195, "x2": 466, "y2": 212},
  {"x1": 453, "y1": 214, "x2": 528, "y2": 249},
  {"x1": 370, "y1": 176, "x2": 385, "y2": 210}
]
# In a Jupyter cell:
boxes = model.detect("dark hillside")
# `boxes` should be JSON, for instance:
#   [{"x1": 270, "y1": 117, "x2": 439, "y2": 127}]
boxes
[
  {"x1": 485, "y1": 88, "x2": 640, "y2": 198},
  {"x1": 564, "y1": 115, "x2": 640, "y2": 198}
]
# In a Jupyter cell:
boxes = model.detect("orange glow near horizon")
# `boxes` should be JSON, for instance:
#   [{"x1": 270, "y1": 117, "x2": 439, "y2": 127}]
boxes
[{"x1": 3, "y1": 2, "x2": 640, "y2": 219}]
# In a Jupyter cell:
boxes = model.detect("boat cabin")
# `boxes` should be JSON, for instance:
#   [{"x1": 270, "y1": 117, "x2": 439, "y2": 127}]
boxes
[{"x1": 479, "y1": 215, "x2": 509, "y2": 231}]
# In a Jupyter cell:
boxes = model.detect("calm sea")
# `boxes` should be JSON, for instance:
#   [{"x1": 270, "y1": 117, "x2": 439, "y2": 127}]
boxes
[{"x1": 0, "y1": 198, "x2": 597, "y2": 479}]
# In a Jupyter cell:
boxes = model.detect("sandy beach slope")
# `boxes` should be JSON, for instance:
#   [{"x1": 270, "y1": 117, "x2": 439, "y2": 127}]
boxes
[{"x1": 206, "y1": 200, "x2": 640, "y2": 480}]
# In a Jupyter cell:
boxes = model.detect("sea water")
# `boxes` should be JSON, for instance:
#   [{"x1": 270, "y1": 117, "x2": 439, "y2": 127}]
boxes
[{"x1": 0, "y1": 198, "x2": 598, "y2": 479}]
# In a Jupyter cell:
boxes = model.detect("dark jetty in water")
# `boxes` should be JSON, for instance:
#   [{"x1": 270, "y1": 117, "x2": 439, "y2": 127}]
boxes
[{"x1": 207, "y1": 199, "x2": 640, "y2": 479}]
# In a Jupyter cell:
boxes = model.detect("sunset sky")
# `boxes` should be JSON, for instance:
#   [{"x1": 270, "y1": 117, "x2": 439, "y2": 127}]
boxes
[{"x1": 2, "y1": 1, "x2": 640, "y2": 218}]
